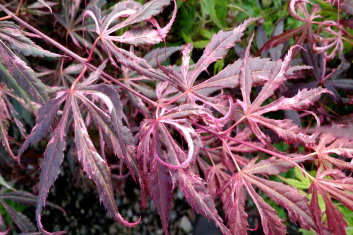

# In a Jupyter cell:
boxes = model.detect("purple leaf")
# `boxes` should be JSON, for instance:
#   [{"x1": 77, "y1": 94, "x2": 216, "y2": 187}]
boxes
[
  {"x1": 148, "y1": 160, "x2": 173, "y2": 235},
  {"x1": 17, "y1": 93, "x2": 68, "y2": 161},
  {"x1": 36, "y1": 99, "x2": 71, "y2": 235},
  {"x1": 1, "y1": 201, "x2": 36, "y2": 232},
  {"x1": 71, "y1": 96, "x2": 140, "y2": 228},
  {"x1": 177, "y1": 169, "x2": 231, "y2": 235}
]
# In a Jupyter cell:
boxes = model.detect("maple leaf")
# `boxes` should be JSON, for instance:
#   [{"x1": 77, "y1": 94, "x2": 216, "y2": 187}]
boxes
[
  {"x1": 37, "y1": 63, "x2": 85, "y2": 87},
  {"x1": 148, "y1": 159, "x2": 173, "y2": 235},
  {"x1": 177, "y1": 168, "x2": 231, "y2": 235},
  {"x1": 0, "y1": 179, "x2": 63, "y2": 234},
  {"x1": 0, "y1": 21, "x2": 60, "y2": 58},
  {"x1": 309, "y1": 169, "x2": 353, "y2": 234},
  {"x1": 0, "y1": 84, "x2": 30, "y2": 161},
  {"x1": 120, "y1": 46, "x2": 182, "y2": 115},
  {"x1": 83, "y1": 0, "x2": 177, "y2": 64},
  {"x1": 17, "y1": 64, "x2": 140, "y2": 234},
  {"x1": 55, "y1": 0, "x2": 105, "y2": 51},
  {"x1": 205, "y1": 163, "x2": 230, "y2": 198},
  {"x1": 0, "y1": 40, "x2": 48, "y2": 104},
  {"x1": 137, "y1": 104, "x2": 232, "y2": 234},
  {"x1": 311, "y1": 133, "x2": 353, "y2": 170},
  {"x1": 37, "y1": 0, "x2": 53, "y2": 13},
  {"x1": 283, "y1": 44, "x2": 351, "y2": 103},
  {"x1": 157, "y1": 19, "x2": 258, "y2": 103},
  {"x1": 138, "y1": 104, "x2": 204, "y2": 171},
  {"x1": 235, "y1": 42, "x2": 331, "y2": 146},
  {"x1": 259, "y1": 0, "x2": 321, "y2": 54},
  {"x1": 222, "y1": 158, "x2": 318, "y2": 235}
]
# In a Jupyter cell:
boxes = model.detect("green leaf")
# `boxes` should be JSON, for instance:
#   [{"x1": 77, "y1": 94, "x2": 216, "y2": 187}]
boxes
[
  {"x1": 277, "y1": 168, "x2": 311, "y2": 190},
  {"x1": 200, "y1": 0, "x2": 225, "y2": 29},
  {"x1": 214, "y1": 60, "x2": 224, "y2": 74},
  {"x1": 193, "y1": 40, "x2": 210, "y2": 49},
  {"x1": 0, "y1": 174, "x2": 14, "y2": 191},
  {"x1": 215, "y1": 0, "x2": 228, "y2": 26}
]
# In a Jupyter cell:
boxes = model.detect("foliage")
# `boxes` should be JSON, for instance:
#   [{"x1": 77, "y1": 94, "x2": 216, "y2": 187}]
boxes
[{"x1": 0, "y1": 0, "x2": 352, "y2": 234}]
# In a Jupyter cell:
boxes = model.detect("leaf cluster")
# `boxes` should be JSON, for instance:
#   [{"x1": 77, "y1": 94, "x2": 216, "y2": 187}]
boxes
[{"x1": 0, "y1": 0, "x2": 353, "y2": 235}]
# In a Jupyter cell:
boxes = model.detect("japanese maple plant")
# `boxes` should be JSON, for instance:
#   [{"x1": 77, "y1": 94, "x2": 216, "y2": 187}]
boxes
[{"x1": 0, "y1": 0, "x2": 352, "y2": 234}]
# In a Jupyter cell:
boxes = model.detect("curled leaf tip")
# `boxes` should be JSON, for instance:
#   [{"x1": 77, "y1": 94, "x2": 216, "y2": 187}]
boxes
[{"x1": 116, "y1": 213, "x2": 141, "y2": 228}]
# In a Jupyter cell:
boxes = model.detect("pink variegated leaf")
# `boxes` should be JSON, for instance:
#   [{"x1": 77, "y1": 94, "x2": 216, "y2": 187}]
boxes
[
  {"x1": 205, "y1": 163, "x2": 230, "y2": 198},
  {"x1": 192, "y1": 57, "x2": 275, "y2": 97},
  {"x1": 317, "y1": 134, "x2": 353, "y2": 158},
  {"x1": 319, "y1": 180, "x2": 353, "y2": 210},
  {"x1": 148, "y1": 159, "x2": 173, "y2": 235},
  {"x1": 107, "y1": 0, "x2": 177, "y2": 46},
  {"x1": 180, "y1": 44, "x2": 193, "y2": 85},
  {"x1": 315, "y1": 181, "x2": 348, "y2": 235},
  {"x1": 17, "y1": 93, "x2": 68, "y2": 162},
  {"x1": 250, "y1": 48, "x2": 293, "y2": 111},
  {"x1": 137, "y1": 120, "x2": 154, "y2": 174},
  {"x1": 108, "y1": 27, "x2": 166, "y2": 46},
  {"x1": 308, "y1": 170, "x2": 353, "y2": 234},
  {"x1": 0, "y1": 21, "x2": 60, "y2": 57},
  {"x1": 322, "y1": 191, "x2": 347, "y2": 235},
  {"x1": 308, "y1": 183, "x2": 325, "y2": 235},
  {"x1": 240, "y1": 33, "x2": 254, "y2": 109},
  {"x1": 311, "y1": 133, "x2": 353, "y2": 170},
  {"x1": 158, "y1": 120, "x2": 198, "y2": 169},
  {"x1": 243, "y1": 155, "x2": 314, "y2": 175},
  {"x1": 139, "y1": 105, "x2": 202, "y2": 170},
  {"x1": 79, "y1": 84, "x2": 141, "y2": 183},
  {"x1": 243, "y1": 178, "x2": 286, "y2": 235},
  {"x1": 107, "y1": 43, "x2": 178, "y2": 86},
  {"x1": 221, "y1": 174, "x2": 248, "y2": 234},
  {"x1": 288, "y1": 0, "x2": 321, "y2": 23},
  {"x1": 189, "y1": 18, "x2": 257, "y2": 86},
  {"x1": 37, "y1": 0, "x2": 53, "y2": 14},
  {"x1": 141, "y1": 117, "x2": 228, "y2": 234},
  {"x1": 102, "y1": 1, "x2": 141, "y2": 30},
  {"x1": 86, "y1": 0, "x2": 174, "y2": 50},
  {"x1": 0, "y1": 40, "x2": 48, "y2": 104},
  {"x1": 104, "y1": 0, "x2": 171, "y2": 35},
  {"x1": 71, "y1": 96, "x2": 140, "y2": 228},
  {"x1": 230, "y1": 45, "x2": 321, "y2": 145},
  {"x1": 36, "y1": 99, "x2": 71, "y2": 235},
  {"x1": 177, "y1": 169, "x2": 231, "y2": 235},
  {"x1": 28, "y1": 1, "x2": 57, "y2": 10},
  {"x1": 249, "y1": 116, "x2": 316, "y2": 144},
  {"x1": 151, "y1": 125, "x2": 229, "y2": 233},
  {"x1": 243, "y1": 173, "x2": 317, "y2": 231},
  {"x1": 254, "y1": 88, "x2": 332, "y2": 114}
]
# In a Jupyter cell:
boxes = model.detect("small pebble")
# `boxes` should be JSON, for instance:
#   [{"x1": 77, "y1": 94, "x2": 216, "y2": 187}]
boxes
[{"x1": 179, "y1": 216, "x2": 192, "y2": 233}]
